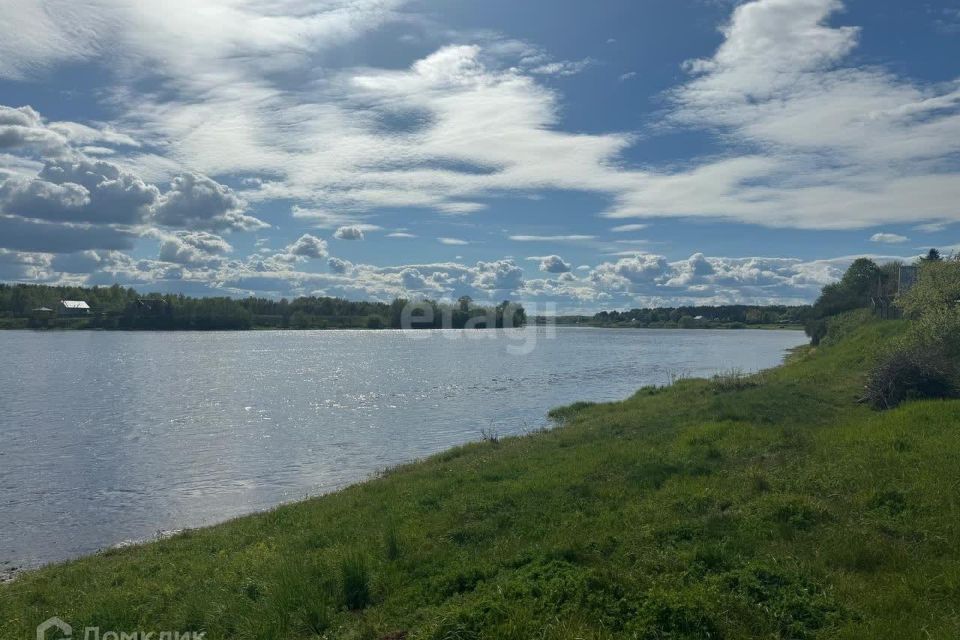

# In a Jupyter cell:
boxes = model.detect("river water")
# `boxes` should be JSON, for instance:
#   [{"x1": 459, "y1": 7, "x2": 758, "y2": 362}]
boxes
[{"x1": 0, "y1": 327, "x2": 806, "y2": 573}]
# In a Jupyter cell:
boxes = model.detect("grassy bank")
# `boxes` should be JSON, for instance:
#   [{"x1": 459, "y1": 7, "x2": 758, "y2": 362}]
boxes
[{"x1": 2, "y1": 318, "x2": 959, "y2": 639}]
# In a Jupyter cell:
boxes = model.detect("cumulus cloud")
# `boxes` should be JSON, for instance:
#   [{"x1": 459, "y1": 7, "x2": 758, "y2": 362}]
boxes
[
  {"x1": 537, "y1": 254, "x2": 572, "y2": 273},
  {"x1": 11, "y1": 241, "x2": 912, "y2": 310},
  {"x1": 473, "y1": 259, "x2": 524, "y2": 291},
  {"x1": 327, "y1": 256, "x2": 352, "y2": 274},
  {"x1": 568, "y1": 250, "x2": 925, "y2": 307},
  {"x1": 211, "y1": 257, "x2": 523, "y2": 301},
  {"x1": 591, "y1": 253, "x2": 670, "y2": 289},
  {"x1": 0, "y1": 248, "x2": 53, "y2": 281},
  {"x1": 281, "y1": 233, "x2": 327, "y2": 259},
  {"x1": 38, "y1": 157, "x2": 160, "y2": 224},
  {"x1": 0, "y1": 177, "x2": 89, "y2": 219},
  {"x1": 153, "y1": 173, "x2": 267, "y2": 232},
  {"x1": 333, "y1": 225, "x2": 371, "y2": 240},
  {"x1": 0, "y1": 156, "x2": 160, "y2": 233},
  {"x1": 870, "y1": 232, "x2": 909, "y2": 244},
  {"x1": 156, "y1": 230, "x2": 232, "y2": 266},
  {"x1": 0, "y1": 104, "x2": 271, "y2": 261},
  {"x1": 0, "y1": 105, "x2": 65, "y2": 151}
]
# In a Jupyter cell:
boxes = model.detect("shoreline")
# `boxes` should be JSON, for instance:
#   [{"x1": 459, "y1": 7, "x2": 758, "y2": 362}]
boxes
[{"x1": 0, "y1": 323, "x2": 804, "y2": 333}]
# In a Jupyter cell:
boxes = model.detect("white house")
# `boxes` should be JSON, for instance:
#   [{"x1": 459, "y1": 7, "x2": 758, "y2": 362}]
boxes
[{"x1": 59, "y1": 300, "x2": 91, "y2": 316}]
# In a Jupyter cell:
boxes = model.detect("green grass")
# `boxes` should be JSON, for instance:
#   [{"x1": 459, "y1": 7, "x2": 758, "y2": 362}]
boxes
[{"x1": 3, "y1": 318, "x2": 959, "y2": 639}]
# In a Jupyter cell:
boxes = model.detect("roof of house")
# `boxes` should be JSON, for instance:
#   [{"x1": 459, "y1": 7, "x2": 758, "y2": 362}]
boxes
[{"x1": 60, "y1": 300, "x2": 91, "y2": 309}]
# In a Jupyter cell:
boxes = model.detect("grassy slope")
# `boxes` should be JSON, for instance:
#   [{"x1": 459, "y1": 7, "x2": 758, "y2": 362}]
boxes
[{"x1": 2, "y1": 319, "x2": 959, "y2": 639}]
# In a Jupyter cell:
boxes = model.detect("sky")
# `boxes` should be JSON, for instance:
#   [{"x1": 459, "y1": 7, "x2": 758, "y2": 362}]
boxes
[{"x1": 0, "y1": 0, "x2": 958, "y2": 312}]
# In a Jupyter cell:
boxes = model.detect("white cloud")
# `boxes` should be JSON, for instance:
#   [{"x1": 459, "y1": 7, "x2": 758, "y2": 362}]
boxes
[
  {"x1": 619, "y1": 71, "x2": 637, "y2": 82},
  {"x1": 153, "y1": 172, "x2": 267, "y2": 232},
  {"x1": 603, "y1": 0, "x2": 960, "y2": 229},
  {"x1": 610, "y1": 223, "x2": 648, "y2": 232},
  {"x1": 870, "y1": 232, "x2": 909, "y2": 244},
  {"x1": 436, "y1": 201, "x2": 487, "y2": 215},
  {"x1": 530, "y1": 58, "x2": 593, "y2": 76},
  {"x1": 3, "y1": 0, "x2": 959, "y2": 235},
  {"x1": 290, "y1": 205, "x2": 374, "y2": 230},
  {"x1": 537, "y1": 254, "x2": 571, "y2": 273},
  {"x1": 473, "y1": 259, "x2": 524, "y2": 290},
  {"x1": 156, "y1": 230, "x2": 232, "y2": 266},
  {"x1": 334, "y1": 225, "x2": 367, "y2": 240},
  {"x1": 0, "y1": 103, "x2": 271, "y2": 257},
  {"x1": 327, "y1": 256, "x2": 352, "y2": 274},
  {"x1": 0, "y1": 0, "x2": 408, "y2": 81},
  {"x1": 285, "y1": 233, "x2": 329, "y2": 259},
  {"x1": 387, "y1": 231, "x2": 417, "y2": 238},
  {"x1": 0, "y1": 248, "x2": 54, "y2": 281},
  {"x1": 2, "y1": 0, "x2": 959, "y2": 306},
  {"x1": 509, "y1": 234, "x2": 595, "y2": 242},
  {"x1": 438, "y1": 237, "x2": 469, "y2": 245}
]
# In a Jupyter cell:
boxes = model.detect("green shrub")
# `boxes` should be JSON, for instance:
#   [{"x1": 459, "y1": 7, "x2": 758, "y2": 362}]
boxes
[
  {"x1": 864, "y1": 346, "x2": 957, "y2": 410},
  {"x1": 897, "y1": 258, "x2": 960, "y2": 318}
]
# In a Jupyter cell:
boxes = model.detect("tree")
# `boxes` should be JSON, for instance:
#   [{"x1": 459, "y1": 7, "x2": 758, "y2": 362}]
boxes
[
  {"x1": 897, "y1": 255, "x2": 960, "y2": 319},
  {"x1": 804, "y1": 258, "x2": 884, "y2": 343},
  {"x1": 921, "y1": 248, "x2": 942, "y2": 263}
]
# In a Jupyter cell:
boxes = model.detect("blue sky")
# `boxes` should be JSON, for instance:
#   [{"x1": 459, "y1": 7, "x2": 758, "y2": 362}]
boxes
[{"x1": 0, "y1": 0, "x2": 958, "y2": 311}]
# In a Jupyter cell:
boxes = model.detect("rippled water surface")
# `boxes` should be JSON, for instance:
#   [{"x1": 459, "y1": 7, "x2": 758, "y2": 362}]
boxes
[{"x1": 0, "y1": 327, "x2": 806, "y2": 571}]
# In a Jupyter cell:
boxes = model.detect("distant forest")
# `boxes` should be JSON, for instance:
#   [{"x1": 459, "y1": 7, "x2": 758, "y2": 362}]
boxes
[
  {"x1": 548, "y1": 304, "x2": 808, "y2": 329},
  {"x1": 0, "y1": 283, "x2": 527, "y2": 331}
]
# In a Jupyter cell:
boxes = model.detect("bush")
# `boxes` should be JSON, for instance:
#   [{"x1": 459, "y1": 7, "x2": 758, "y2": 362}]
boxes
[{"x1": 864, "y1": 346, "x2": 957, "y2": 410}]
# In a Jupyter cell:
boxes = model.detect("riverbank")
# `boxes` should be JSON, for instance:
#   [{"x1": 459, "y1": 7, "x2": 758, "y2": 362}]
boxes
[{"x1": 2, "y1": 317, "x2": 958, "y2": 639}]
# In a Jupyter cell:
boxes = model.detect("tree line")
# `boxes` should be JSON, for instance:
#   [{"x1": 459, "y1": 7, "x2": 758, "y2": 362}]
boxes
[
  {"x1": 0, "y1": 284, "x2": 526, "y2": 331},
  {"x1": 800, "y1": 248, "x2": 959, "y2": 409},
  {"x1": 803, "y1": 249, "x2": 945, "y2": 344},
  {"x1": 562, "y1": 304, "x2": 808, "y2": 329}
]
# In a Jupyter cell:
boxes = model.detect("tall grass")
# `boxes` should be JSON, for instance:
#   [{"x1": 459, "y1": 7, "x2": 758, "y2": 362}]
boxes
[
  {"x1": 339, "y1": 552, "x2": 371, "y2": 610},
  {"x1": 384, "y1": 526, "x2": 401, "y2": 561}
]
